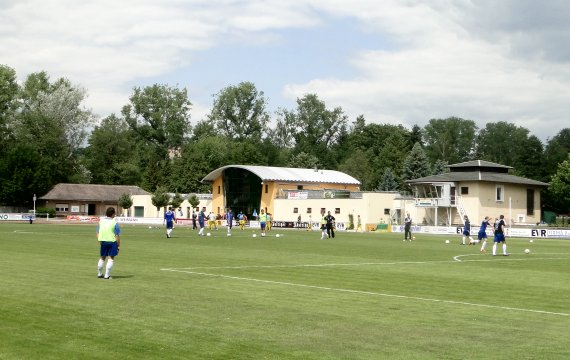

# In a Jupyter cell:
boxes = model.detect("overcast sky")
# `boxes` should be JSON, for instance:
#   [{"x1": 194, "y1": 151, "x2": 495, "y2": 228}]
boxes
[{"x1": 2, "y1": 0, "x2": 569, "y2": 142}]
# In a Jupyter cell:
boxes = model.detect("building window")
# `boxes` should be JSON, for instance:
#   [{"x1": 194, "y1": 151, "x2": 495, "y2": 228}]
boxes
[
  {"x1": 297, "y1": 185, "x2": 303, "y2": 190},
  {"x1": 307, "y1": 208, "x2": 312, "y2": 214},
  {"x1": 384, "y1": 208, "x2": 390, "y2": 215},
  {"x1": 55, "y1": 203, "x2": 69, "y2": 212},
  {"x1": 293, "y1": 207, "x2": 298, "y2": 213},
  {"x1": 461, "y1": 187, "x2": 469, "y2": 195},
  {"x1": 527, "y1": 189, "x2": 535, "y2": 216},
  {"x1": 265, "y1": 184, "x2": 268, "y2": 193},
  {"x1": 496, "y1": 185, "x2": 504, "y2": 202},
  {"x1": 217, "y1": 186, "x2": 221, "y2": 194},
  {"x1": 335, "y1": 208, "x2": 340, "y2": 214}
]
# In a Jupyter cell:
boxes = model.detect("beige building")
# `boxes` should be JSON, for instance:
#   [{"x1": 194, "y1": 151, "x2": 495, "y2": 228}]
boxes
[{"x1": 407, "y1": 160, "x2": 548, "y2": 226}]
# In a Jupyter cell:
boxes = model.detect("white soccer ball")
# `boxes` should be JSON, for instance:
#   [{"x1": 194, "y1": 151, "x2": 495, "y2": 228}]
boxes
[
  {"x1": 529, "y1": 239, "x2": 534, "y2": 243},
  {"x1": 445, "y1": 240, "x2": 450, "y2": 244},
  {"x1": 149, "y1": 226, "x2": 152, "y2": 229},
  {"x1": 524, "y1": 248, "x2": 530, "y2": 254},
  {"x1": 206, "y1": 232, "x2": 211, "y2": 237},
  {"x1": 227, "y1": 233, "x2": 231, "y2": 237},
  {"x1": 252, "y1": 233, "x2": 257, "y2": 238},
  {"x1": 275, "y1": 234, "x2": 280, "y2": 238}
]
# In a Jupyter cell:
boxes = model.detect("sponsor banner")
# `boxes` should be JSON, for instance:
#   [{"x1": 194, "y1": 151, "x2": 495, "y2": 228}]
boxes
[
  {"x1": 271, "y1": 221, "x2": 346, "y2": 230},
  {"x1": 391, "y1": 225, "x2": 570, "y2": 239},
  {"x1": 287, "y1": 191, "x2": 308, "y2": 200},
  {"x1": 115, "y1": 217, "x2": 163, "y2": 225},
  {"x1": 0, "y1": 213, "x2": 35, "y2": 221},
  {"x1": 67, "y1": 215, "x2": 100, "y2": 223}
]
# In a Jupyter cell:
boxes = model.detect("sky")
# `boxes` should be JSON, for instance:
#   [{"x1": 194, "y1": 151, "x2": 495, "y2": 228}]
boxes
[{"x1": 2, "y1": 0, "x2": 570, "y2": 142}]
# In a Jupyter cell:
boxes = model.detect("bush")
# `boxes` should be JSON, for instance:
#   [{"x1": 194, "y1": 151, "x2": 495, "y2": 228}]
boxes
[{"x1": 35, "y1": 207, "x2": 56, "y2": 218}]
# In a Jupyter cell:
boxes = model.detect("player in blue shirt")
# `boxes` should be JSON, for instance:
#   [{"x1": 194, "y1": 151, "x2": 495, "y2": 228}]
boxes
[
  {"x1": 198, "y1": 207, "x2": 206, "y2": 236},
  {"x1": 226, "y1": 209, "x2": 234, "y2": 236},
  {"x1": 492, "y1": 214, "x2": 508, "y2": 256},
  {"x1": 461, "y1": 215, "x2": 475, "y2": 245},
  {"x1": 164, "y1": 207, "x2": 176, "y2": 238},
  {"x1": 478, "y1": 216, "x2": 491, "y2": 252}
]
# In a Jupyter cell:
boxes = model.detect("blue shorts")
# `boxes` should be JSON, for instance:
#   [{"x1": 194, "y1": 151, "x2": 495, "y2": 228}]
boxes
[
  {"x1": 494, "y1": 233, "x2": 505, "y2": 243},
  {"x1": 166, "y1": 221, "x2": 174, "y2": 229},
  {"x1": 478, "y1": 231, "x2": 487, "y2": 240},
  {"x1": 100, "y1": 241, "x2": 119, "y2": 257},
  {"x1": 463, "y1": 230, "x2": 470, "y2": 236},
  {"x1": 260, "y1": 222, "x2": 266, "y2": 230},
  {"x1": 199, "y1": 221, "x2": 204, "y2": 228}
]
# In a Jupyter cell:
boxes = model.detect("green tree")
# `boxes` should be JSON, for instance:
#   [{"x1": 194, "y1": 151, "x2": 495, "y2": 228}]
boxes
[
  {"x1": 431, "y1": 159, "x2": 449, "y2": 175},
  {"x1": 84, "y1": 114, "x2": 141, "y2": 185},
  {"x1": 287, "y1": 152, "x2": 321, "y2": 169},
  {"x1": 151, "y1": 187, "x2": 170, "y2": 217},
  {"x1": 282, "y1": 94, "x2": 348, "y2": 167},
  {"x1": 548, "y1": 154, "x2": 570, "y2": 213},
  {"x1": 423, "y1": 117, "x2": 477, "y2": 164},
  {"x1": 208, "y1": 82, "x2": 269, "y2": 141},
  {"x1": 337, "y1": 149, "x2": 375, "y2": 190},
  {"x1": 118, "y1": 192, "x2": 133, "y2": 216},
  {"x1": 170, "y1": 192, "x2": 184, "y2": 209},
  {"x1": 0, "y1": 65, "x2": 19, "y2": 147},
  {"x1": 544, "y1": 128, "x2": 570, "y2": 178},
  {"x1": 401, "y1": 142, "x2": 432, "y2": 182},
  {"x1": 123, "y1": 84, "x2": 192, "y2": 191},
  {"x1": 377, "y1": 168, "x2": 400, "y2": 191},
  {"x1": 188, "y1": 194, "x2": 200, "y2": 210}
]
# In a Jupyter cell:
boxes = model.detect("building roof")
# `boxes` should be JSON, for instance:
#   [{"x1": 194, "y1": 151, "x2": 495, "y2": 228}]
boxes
[
  {"x1": 407, "y1": 171, "x2": 548, "y2": 187},
  {"x1": 449, "y1": 160, "x2": 512, "y2": 170},
  {"x1": 202, "y1": 165, "x2": 361, "y2": 185},
  {"x1": 40, "y1": 184, "x2": 150, "y2": 202}
]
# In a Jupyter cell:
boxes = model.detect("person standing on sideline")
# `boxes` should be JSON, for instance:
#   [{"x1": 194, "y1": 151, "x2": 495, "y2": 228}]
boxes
[
  {"x1": 97, "y1": 207, "x2": 121, "y2": 279},
  {"x1": 492, "y1": 215, "x2": 508, "y2": 256},
  {"x1": 266, "y1": 213, "x2": 272, "y2": 232},
  {"x1": 325, "y1": 211, "x2": 336, "y2": 238},
  {"x1": 478, "y1": 216, "x2": 491, "y2": 252},
  {"x1": 259, "y1": 209, "x2": 268, "y2": 237},
  {"x1": 461, "y1": 215, "x2": 475, "y2": 245},
  {"x1": 226, "y1": 209, "x2": 234, "y2": 236},
  {"x1": 320, "y1": 212, "x2": 327, "y2": 239},
  {"x1": 198, "y1": 207, "x2": 206, "y2": 236},
  {"x1": 164, "y1": 206, "x2": 176, "y2": 238},
  {"x1": 192, "y1": 211, "x2": 197, "y2": 230},
  {"x1": 404, "y1": 212, "x2": 413, "y2": 241},
  {"x1": 356, "y1": 215, "x2": 362, "y2": 233}
]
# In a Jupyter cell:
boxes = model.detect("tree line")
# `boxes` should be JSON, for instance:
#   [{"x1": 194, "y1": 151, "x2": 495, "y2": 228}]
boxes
[{"x1": 1, "y1": 65, "x2": 569, "y2": 213}]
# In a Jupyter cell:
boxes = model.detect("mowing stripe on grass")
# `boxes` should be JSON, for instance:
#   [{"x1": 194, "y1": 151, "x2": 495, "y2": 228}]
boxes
[
  {"x1": 160, "y1": 268, "x2": 570, "y2": 317},
  {"x1": 167, "y1": 255, "x2": 570, "y2": 270}
]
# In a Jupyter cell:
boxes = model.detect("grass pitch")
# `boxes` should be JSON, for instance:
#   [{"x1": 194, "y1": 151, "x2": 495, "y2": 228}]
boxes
[{"x1": 1, "y1": 222, "x2": 569, "y2": 359}]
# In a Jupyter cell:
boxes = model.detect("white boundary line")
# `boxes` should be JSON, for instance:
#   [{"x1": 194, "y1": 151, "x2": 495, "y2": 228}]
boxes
[{"x1": 160, "y1": 268, "x2": 569, "y2": 317}]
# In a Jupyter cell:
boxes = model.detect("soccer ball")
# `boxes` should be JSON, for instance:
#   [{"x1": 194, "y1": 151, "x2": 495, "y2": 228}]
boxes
[
  {"x1": 252, "y1": 234, "x2": 257, "y2": 238},
  {"x1": 276, "y1": 234, "x2": 280, "y2": 238},
  {"x1": 227, "y1": 233, "x2": 231, "y2": 237},
  {"x1": 206, "y1": 232, "x2": 211, "y2": 237},
  {"x1": 148, "y1": 226, "x2": 152, "y2": 229},
  {"x1": 529, "y1": 239, "x2": 534, "y2": 243},
  {"x1": 445, "y1": 240, "x2": 450, "y2": 244},
  {"x1": 524, "y1": 249, "x2": 530, "y2": 254}
]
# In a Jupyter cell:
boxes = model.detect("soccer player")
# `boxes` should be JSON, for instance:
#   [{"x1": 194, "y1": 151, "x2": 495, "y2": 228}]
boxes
[
  {"x1": 198, "y1": 207, "x2": 206, "y2": 236},
  {"x1": 461, "y1": 215, "x2": 475, "y2": 245},
  {"x1": 96, "y1": 207, "x2": 121, "y2": 279},
  {"x1": 404, "y1": 212, "x2": 412, "y2": 241},
  {"x1": 356, "y1": 215, "x2": 362, "y2": 233},
  {"x1": 266, "y1": 213, "x2": 272, "y2": 232},
  {"x1": 325, "y1": 211, "x2": 336, "y2": 238},
  {"x1": 478, "y1": 216, "x2": 491, "y2": 252},
  {"x1": 226, "y1": 209, "x2": 234, "y2": 235},
  {"x1": 259, "y1": 209, "x2": 268, "y2": 237},
  {"x1": 208, "y1": 211, "x2": 217, "y2": 230},
  {"x1": 492, "y1": 214, "x2": 508, "y2": 256},
  {"x1": 164, "y1": 206, "x2": 176, "y2": 238},
  {"x1": 320, "y1": 212, "x2": 327, "y2": 240}
]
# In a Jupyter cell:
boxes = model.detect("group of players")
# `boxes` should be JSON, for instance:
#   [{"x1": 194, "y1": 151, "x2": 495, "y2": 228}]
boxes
[
  {"x1": 163, "y1": 206, "x2": 271, "y2": 238},
  {"x1": 461, "y1": 214, "x2": 509, "y2": 256}
]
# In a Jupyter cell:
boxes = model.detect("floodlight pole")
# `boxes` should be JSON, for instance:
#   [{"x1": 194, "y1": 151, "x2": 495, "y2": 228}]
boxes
[{"x1": 33, "y1": 194, "x2": 36, "y2": 214}]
